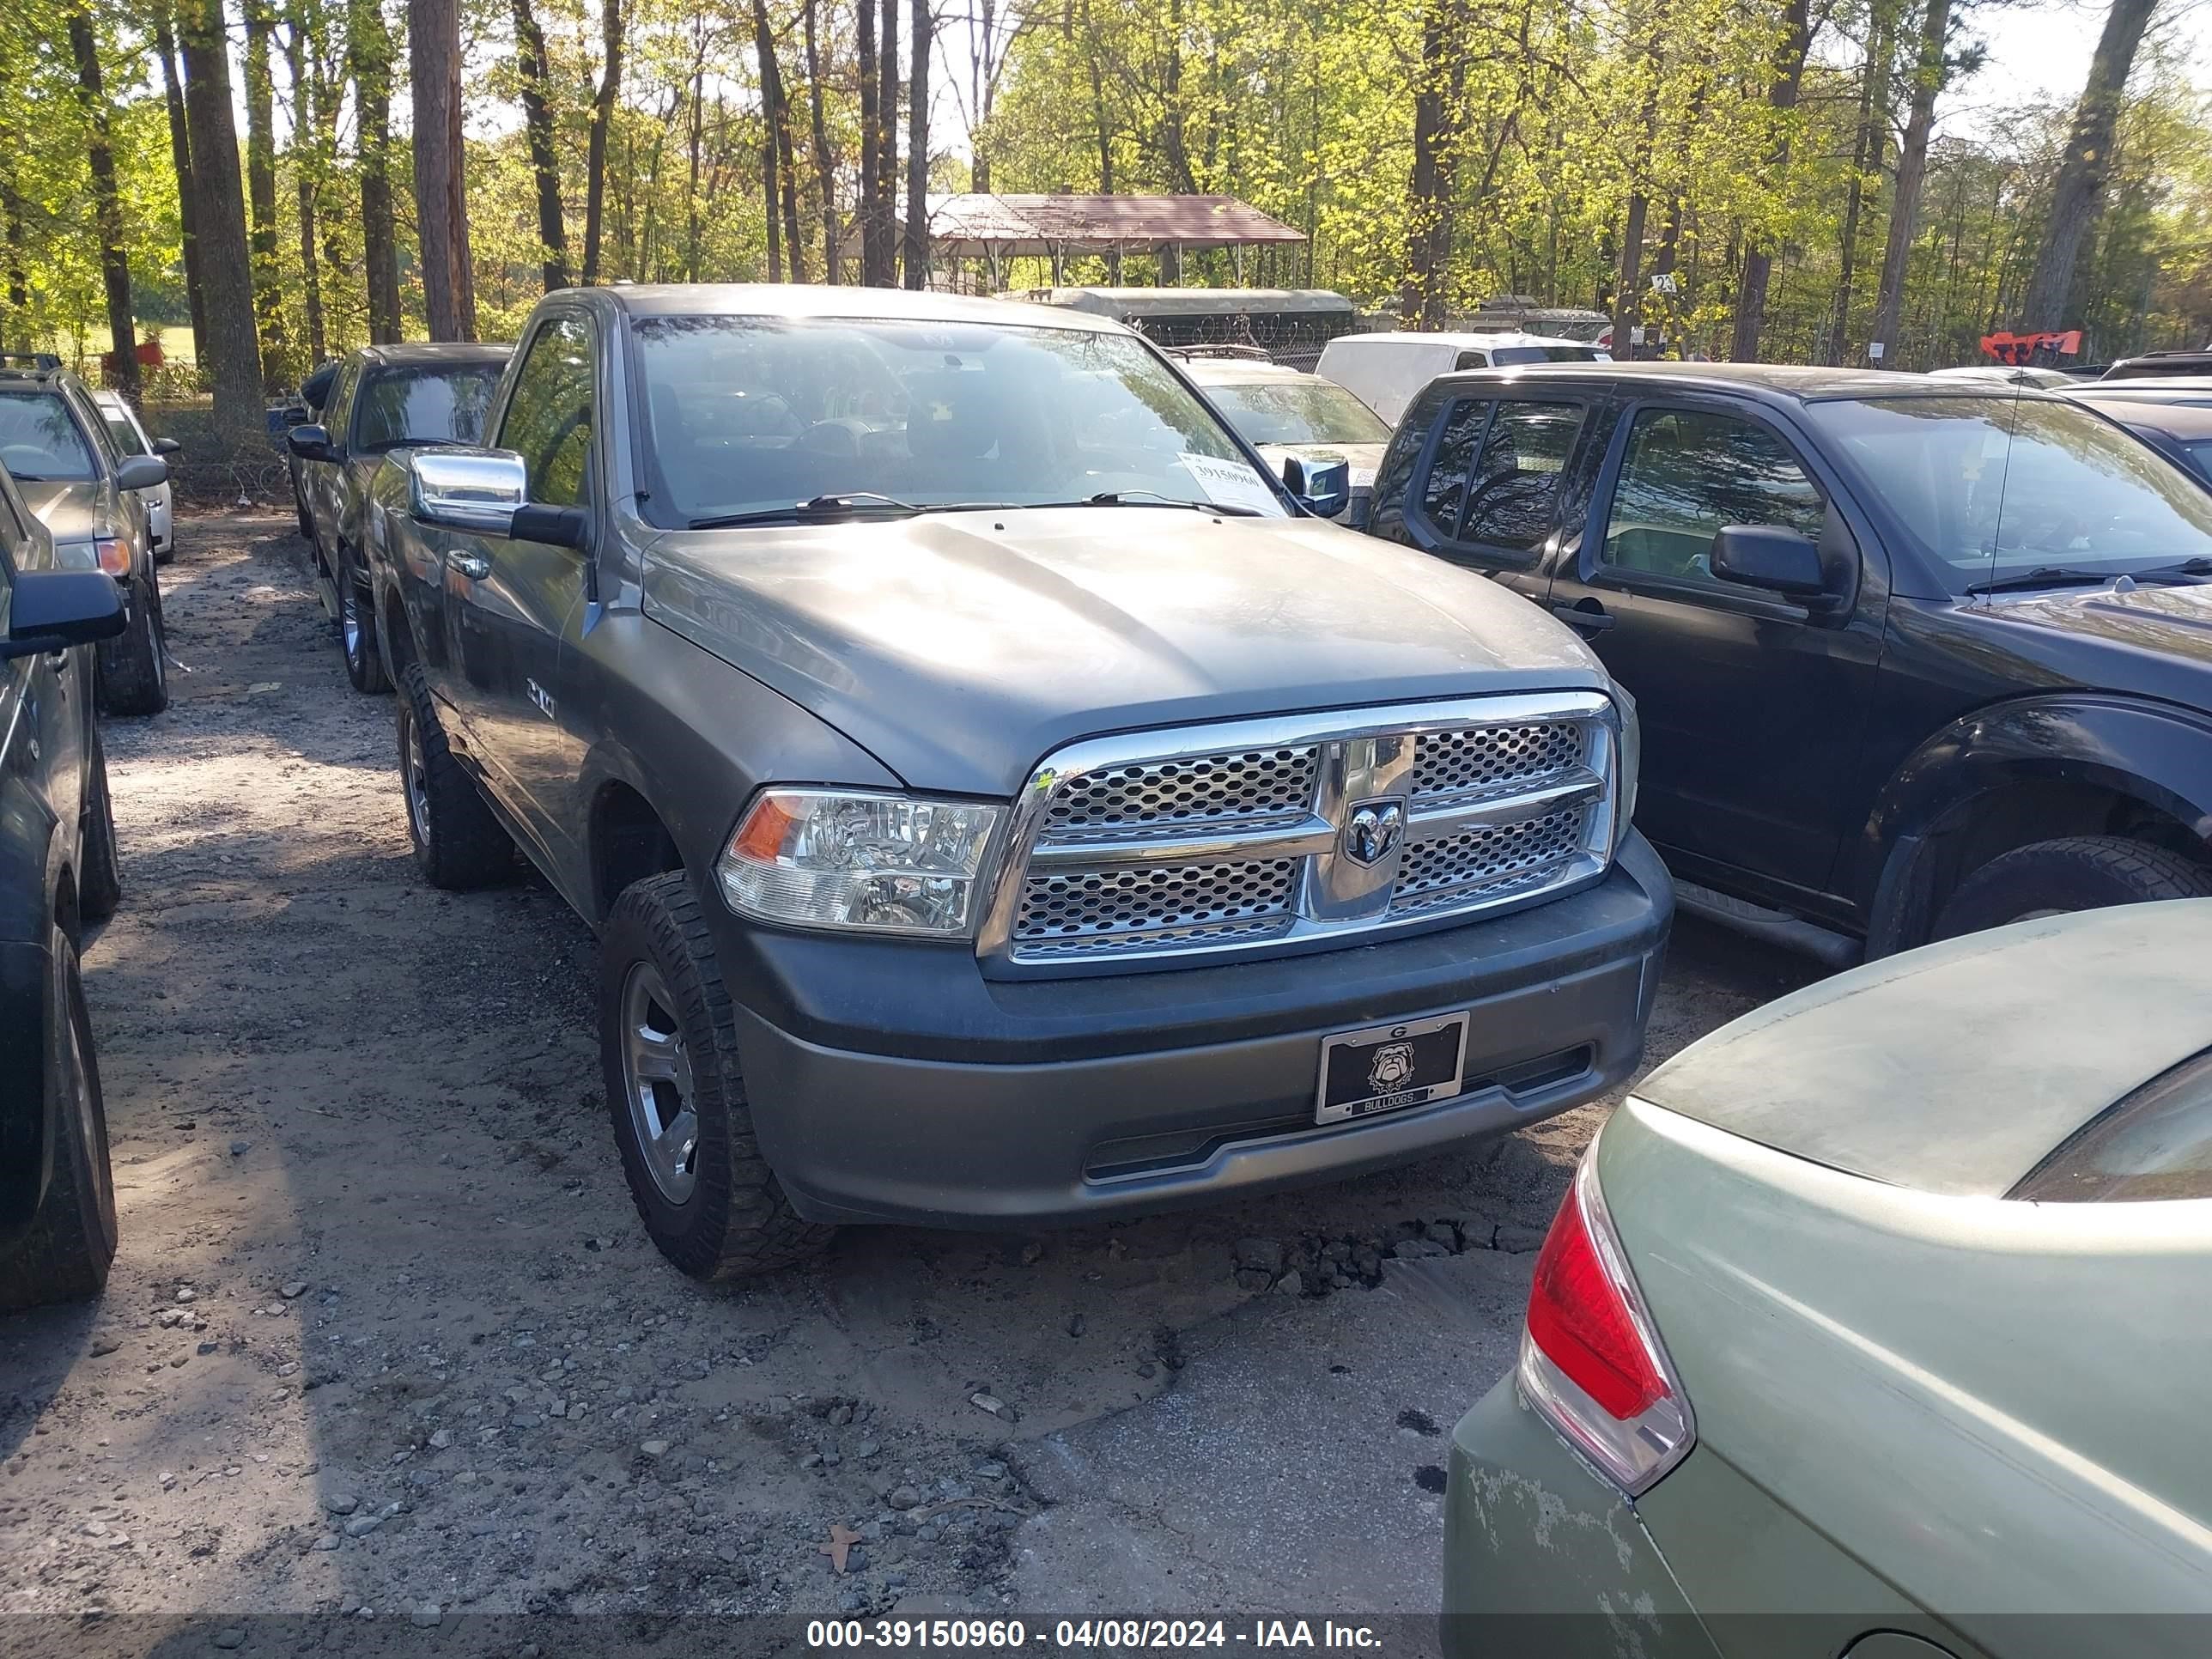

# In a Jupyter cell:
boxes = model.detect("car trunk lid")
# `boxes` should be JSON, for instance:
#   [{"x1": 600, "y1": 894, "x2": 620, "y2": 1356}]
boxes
[{"x1": 1632, "y1": 900, "x2": 2212, "y2": 1197}]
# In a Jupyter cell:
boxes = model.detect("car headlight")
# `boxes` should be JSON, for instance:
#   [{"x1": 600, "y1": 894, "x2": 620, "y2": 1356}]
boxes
[
  {"x1": 716, "y1": 789, "x2": 1006, "y2": 937},
  {"x1": 1610, "y1": 689, "x2": 1640, "y2": 854}
]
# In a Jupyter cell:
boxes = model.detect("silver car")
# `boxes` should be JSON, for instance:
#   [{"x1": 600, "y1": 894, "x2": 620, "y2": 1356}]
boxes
[
  {"x1": 90, "y1": 386, "x2": 179, "y2": 562},
  {"x1": 0, "y1": 360, "x2": 168, "y2": 714}
]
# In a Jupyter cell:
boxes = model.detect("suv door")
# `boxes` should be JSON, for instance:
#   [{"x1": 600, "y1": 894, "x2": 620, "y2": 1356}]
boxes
[
  {"x1": 438, "y1": 312, "x2": 595, "y2": 872},
  {"x1": 0, "y1": 477, "x2": 81, "y2": 903},
  {"x1": 1544, "y1": 397, "x2": 1887, "y2": 908},
  {"x1": 308, "y1": 362, "x2": 360, "y2": 552}
]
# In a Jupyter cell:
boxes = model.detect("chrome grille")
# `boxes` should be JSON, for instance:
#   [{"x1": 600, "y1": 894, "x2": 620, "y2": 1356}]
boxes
[
  {"x1": 985, "y1": 692, "x2": 1619, "y2": 974},
  {"x1": 1412, "y1": 722, "x2": 1584, "y2": 801},
  {"x1": 1044, "y1": 748, "x2": 1319, "y2": 835},
  {"x1": 1018, "y1": 860, "x2": 1298, "y2": 942},
  {"x1": 1389, "y1": 808, "x2": 1586, "y2": 915}
]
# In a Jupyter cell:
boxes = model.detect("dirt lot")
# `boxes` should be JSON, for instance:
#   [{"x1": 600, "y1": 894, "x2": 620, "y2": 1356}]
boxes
[{"x1": 0, "y1": 511, "x2": 1818, "y2": 1636}]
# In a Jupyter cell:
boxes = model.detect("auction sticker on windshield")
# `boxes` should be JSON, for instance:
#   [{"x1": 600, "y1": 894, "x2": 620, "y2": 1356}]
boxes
[
  {"x1": 1178, "y1": 451, "x2": 1282, "y2": 515},
  {"x1": 1315, "y1": 1012, "x2": 1469, "y2": 1125}
]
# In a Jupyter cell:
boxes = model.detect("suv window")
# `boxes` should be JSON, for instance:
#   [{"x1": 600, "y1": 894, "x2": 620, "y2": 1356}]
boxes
[
  {"x1": 0, "y1": 389, "x2": 98, "y2": 483},
  {"x1": 1419, "y1": 399, "x2": 1489, "y2": 532},
  {"x1": 1460, "y1": 401, "x2": 1583, "y2": 555},
  {"x1": 501, "y1": 316, "x2": 596, "y2": 508},
  {"x1": 2011, "y1": 1050, "x2": 2212, "y2": 1202},
  {"x1": 98, "y1": 404, "x2": 148, "y2": 458},
  {"x1": 1601, "y1": 407, "x2": 1825, "y2": 586}
]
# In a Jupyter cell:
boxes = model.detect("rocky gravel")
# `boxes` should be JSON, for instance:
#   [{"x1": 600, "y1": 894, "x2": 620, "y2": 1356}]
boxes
[{"x1": 0, "y1": 511, "x2": 1820, "y2": 1631}]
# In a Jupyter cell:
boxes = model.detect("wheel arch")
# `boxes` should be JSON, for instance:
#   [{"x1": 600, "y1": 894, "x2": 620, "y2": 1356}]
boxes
[
  {"x1": 586, "y1": 764, "x2": 685, "y2": 925},
  {"x1": 1856, "y1": 693, "x2": 2212, "y2": 956}
]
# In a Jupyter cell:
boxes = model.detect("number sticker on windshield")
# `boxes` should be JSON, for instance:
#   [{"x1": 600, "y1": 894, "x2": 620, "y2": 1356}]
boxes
[{"x1": 1177, "y1": 452, "x2": 1282, "y2": 516}]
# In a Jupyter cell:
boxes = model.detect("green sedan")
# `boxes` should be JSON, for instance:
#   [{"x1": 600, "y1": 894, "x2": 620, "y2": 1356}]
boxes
[{"x1": 1443, "y1": 901, "x2": 2212, "y2": 1658}]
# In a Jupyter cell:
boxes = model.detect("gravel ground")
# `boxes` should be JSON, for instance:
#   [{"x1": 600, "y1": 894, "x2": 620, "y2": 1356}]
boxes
[{"x1": 0, "y1": 510, "x2": 1819, "y2": 1636}]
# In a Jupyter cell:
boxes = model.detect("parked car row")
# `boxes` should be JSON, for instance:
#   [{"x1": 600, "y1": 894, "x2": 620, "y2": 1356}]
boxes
[{"x1": 0, "y1": 367, "x2": 157, "y2": 1312}]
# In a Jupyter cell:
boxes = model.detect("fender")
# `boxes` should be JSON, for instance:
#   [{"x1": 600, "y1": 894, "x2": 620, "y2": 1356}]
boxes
[
  {"x1": 1854, "y1": 692, "x2": 2212, "y2": 956},
  {"x1": 0, "y1": 823, "x2": 68, "y2": 1249}
]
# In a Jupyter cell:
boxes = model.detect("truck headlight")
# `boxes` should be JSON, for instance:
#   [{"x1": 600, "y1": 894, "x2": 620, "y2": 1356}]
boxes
[{"x1": 716, "y1": 789, "x2": 1006, "y2": 937}]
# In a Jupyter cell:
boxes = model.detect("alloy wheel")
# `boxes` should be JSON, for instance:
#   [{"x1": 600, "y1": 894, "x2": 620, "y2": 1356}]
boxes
[{"x1": 618, "y1": 961, "x2": 700, "y2": 1205}]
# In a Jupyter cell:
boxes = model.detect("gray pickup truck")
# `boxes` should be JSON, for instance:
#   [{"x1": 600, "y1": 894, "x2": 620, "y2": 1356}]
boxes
[{"x1": 363, "y1": 284, "x2": 1672, "y2": 1279}]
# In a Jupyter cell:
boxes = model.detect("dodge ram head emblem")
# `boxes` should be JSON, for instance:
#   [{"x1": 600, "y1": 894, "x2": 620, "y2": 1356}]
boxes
[
  {"x1": 1343, "y1": 799, "x2": 1406, "y2": 866},
  {"x1": 1367, "y1": 1041, "x2": 1417, "y2": 1094}
]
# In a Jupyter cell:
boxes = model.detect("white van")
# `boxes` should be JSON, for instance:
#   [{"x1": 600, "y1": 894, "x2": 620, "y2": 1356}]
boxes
[{"x1": 1315, "y1": 331, "x2": 1611, "y2": 427}]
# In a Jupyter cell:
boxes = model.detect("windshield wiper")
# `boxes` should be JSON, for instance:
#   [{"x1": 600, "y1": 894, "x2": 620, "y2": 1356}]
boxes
[
  {"x1": 1006, "y1": 489, "x2": 1263, "y2": 517},
  {"x1": 2127, "y1": 556, "x2": 2212, "y2": 582},
  {"x1": 1964, "y1": 566, "x2": 2128, "y2": 597},
  {"x1": 688, "y1": 492, "x2": 926, "y2": 530}
]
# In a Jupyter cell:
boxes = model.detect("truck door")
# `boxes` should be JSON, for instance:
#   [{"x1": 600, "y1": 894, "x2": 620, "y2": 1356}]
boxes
[{"x1": 437, "y1": 312, "x2": 594, "y2": 875}]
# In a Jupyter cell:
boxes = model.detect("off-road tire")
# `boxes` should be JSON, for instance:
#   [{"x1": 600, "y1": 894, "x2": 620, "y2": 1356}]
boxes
[
  {"x1": 338, "y1": 546, "x2": 391, "y2": 694},
  {"x1": 78, "y1": 727, "x2": 122, "y2": 921},
  {"x1": 97, "y1": 570, "x2": 168, "y2": 716},
  {"x1": 1935, "y1": 835, "x2": 2212, "y2": 939},
  {"x1": 0, "y1": 932, "x2": 118, "y2": 1311},
  {"x1": 601, "y1": 872, "x2": 834, "y2": 1280},
  {"x1": 395, "y1": 660, "x2": 511, "y2": 890}
]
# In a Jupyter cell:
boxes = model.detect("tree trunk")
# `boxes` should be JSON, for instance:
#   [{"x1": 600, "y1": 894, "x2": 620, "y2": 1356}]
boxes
[
  {"x1": 750, "y1": 0, "x2": 784, "y2": 280},
  {"x1": 1399, "y1": 0, "x2": 1462, "y2": 326},
  {"x1": 153, "y1": 5, "x2": 210, "y2": 360},
  {"x1": 1729, "y1": 0, "x2": 1811, "y2": 362},
  {"x1": 877, "y1": 0, "x2": 900, "y2": 285},
  {"x1": 1871, "y1": 0, "x2": 1952, "y2": 366},
  {"x1": 803, "y1": 0, "x2": 839, "y2": 281},
  {"x1": 67, "y1": 4, "x2": 139, "y2": 398},
  {"x1": 583, "y1": 0, "x2": 623, "y2": 284},
  {"x1": 513, "y1": 0, "x2": 570, "y2": 290},
  {"x1": 410, "y1": 0, "x2": 474, "y2": 337},
  {"x1": 903, "y1": 0, "x2": 930, "y2": 288},
  {"x1": 773, "y1": 16, "x2": 805, "y2": 278},
  {"x1": 283, "y1": 9, "x2": 327, "y2": 366},
  {"x1": 1613, "y1": 193, "x2": 1650, "y2": 358},
  {"x1": 241, "y1": 0, "x2": 289, "y2": 389},
  {"x1": 349, "y1": 0, "x2": 402, "y2": 342},
  {"x1": 2021, "y1": 0, "x2": 2158, "y2": 329},
  {"x1": 857, "y1": 0, "x2": 878, "y2": 283},
  {"x1": 175, "y1": 0, "x2": 264, "y2": 441},
  {"x1": 1827, "y1": 3, "x2": 1892, "y2": 363}
]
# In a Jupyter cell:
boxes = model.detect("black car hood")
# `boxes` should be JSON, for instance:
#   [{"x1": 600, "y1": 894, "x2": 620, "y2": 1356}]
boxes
[{"x1": 1998, "y1": 580, "x2": 2212, "y2": 669}]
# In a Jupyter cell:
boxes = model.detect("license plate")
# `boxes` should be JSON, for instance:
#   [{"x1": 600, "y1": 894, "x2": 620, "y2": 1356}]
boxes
[{"x1": 1315, "y1": 1012, "x2": 1470, "y2": 1126}]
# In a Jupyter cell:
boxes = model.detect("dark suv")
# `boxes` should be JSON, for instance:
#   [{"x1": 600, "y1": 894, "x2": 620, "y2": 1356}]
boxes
[
  {"x1": 0, "y1": 460, "x2": 130, "y2": 1312},
  {"x1": 1364, "y1": 362, "x2": 2212, "y2": 956}
]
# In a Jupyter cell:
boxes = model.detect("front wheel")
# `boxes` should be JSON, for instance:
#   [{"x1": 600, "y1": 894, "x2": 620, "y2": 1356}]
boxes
[
  {"x1": 337, "y1": 548, "x2": 391, "y2": 694},
  {"x1": 601, "y1": 872, "x2": 833, "y2": 1280},
  {"x1": 96, "y1": 571, "x2": 168, "y2": 717},
  {"x1": 394, "y1": 660, "x2": 511, "y2": 890},
  {"x1": 0, "y1": 932, "x2": 118, "y2": 1311},
  {"x1": 1934, "y1": 835, "x2": 2212, "y2": 939}
]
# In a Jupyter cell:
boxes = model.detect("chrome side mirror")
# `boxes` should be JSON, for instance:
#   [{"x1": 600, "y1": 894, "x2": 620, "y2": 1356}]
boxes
[{"x1": 410, "y1": 447, "x2": 529, "y2": 536}]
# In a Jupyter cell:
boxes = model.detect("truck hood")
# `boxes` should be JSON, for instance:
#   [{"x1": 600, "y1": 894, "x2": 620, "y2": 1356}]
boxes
[
  {"x1": 15, "y1": 479, "x2": 103, "y2": 547},
  {"x1": 641, "y1": 506, "x2": 1608, "y2": 796},
  {"x1": 1997, "y1": 580, "x2": 2212, "y2": 667},
  {"x1": 1634, "y1": 900, "x2": 2212, "y2": 1197}
]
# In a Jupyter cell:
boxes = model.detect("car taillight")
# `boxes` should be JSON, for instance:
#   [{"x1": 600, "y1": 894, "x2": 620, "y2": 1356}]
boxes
[{"x1": 1516, "y1": 1139, "x2": 1693, "y2": 1495}]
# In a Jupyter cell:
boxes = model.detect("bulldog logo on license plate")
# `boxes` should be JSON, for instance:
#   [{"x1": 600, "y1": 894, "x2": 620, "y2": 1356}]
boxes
[{"x1": 1316, "y1": 1012, "x2": 1470, "y2": 1126}]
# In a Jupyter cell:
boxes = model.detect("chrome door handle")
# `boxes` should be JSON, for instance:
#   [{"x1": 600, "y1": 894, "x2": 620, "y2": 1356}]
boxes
[{"x1": 448, "y1": 551, "x2": 492, "y2": 581}]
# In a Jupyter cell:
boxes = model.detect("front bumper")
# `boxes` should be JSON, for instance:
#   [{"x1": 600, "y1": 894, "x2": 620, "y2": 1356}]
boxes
[
  {"x1": 716, "y1": 831, "x2": 1672, "y2": 1227},
  {"x1": 1441, "y1": 1375, "x2": 1717, "y2": 1658}
]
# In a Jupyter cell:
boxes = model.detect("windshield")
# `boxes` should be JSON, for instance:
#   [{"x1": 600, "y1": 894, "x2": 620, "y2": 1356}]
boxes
[
  {"x1": 1201, "y1": 378, "x2": 1391, "y2": 447},
  {"x1": 631, "y1": 315, "x2": 1285, "y2": 525},
  {"x1": 1492, "y1": 344, "x2": 1603, "y2": 366},
  {"x1": 97, "y1": 408, "x2": 148, "y2": 457},
  {"x1": 1802, "y1": 394, "x2": 2212, "y2": 592},
  {"x1": 353, "y1": 365, "x2": 502, "y2": 453},
  {"x1": 0, "y1": 390, "x2": 98, "y2": 482}
]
